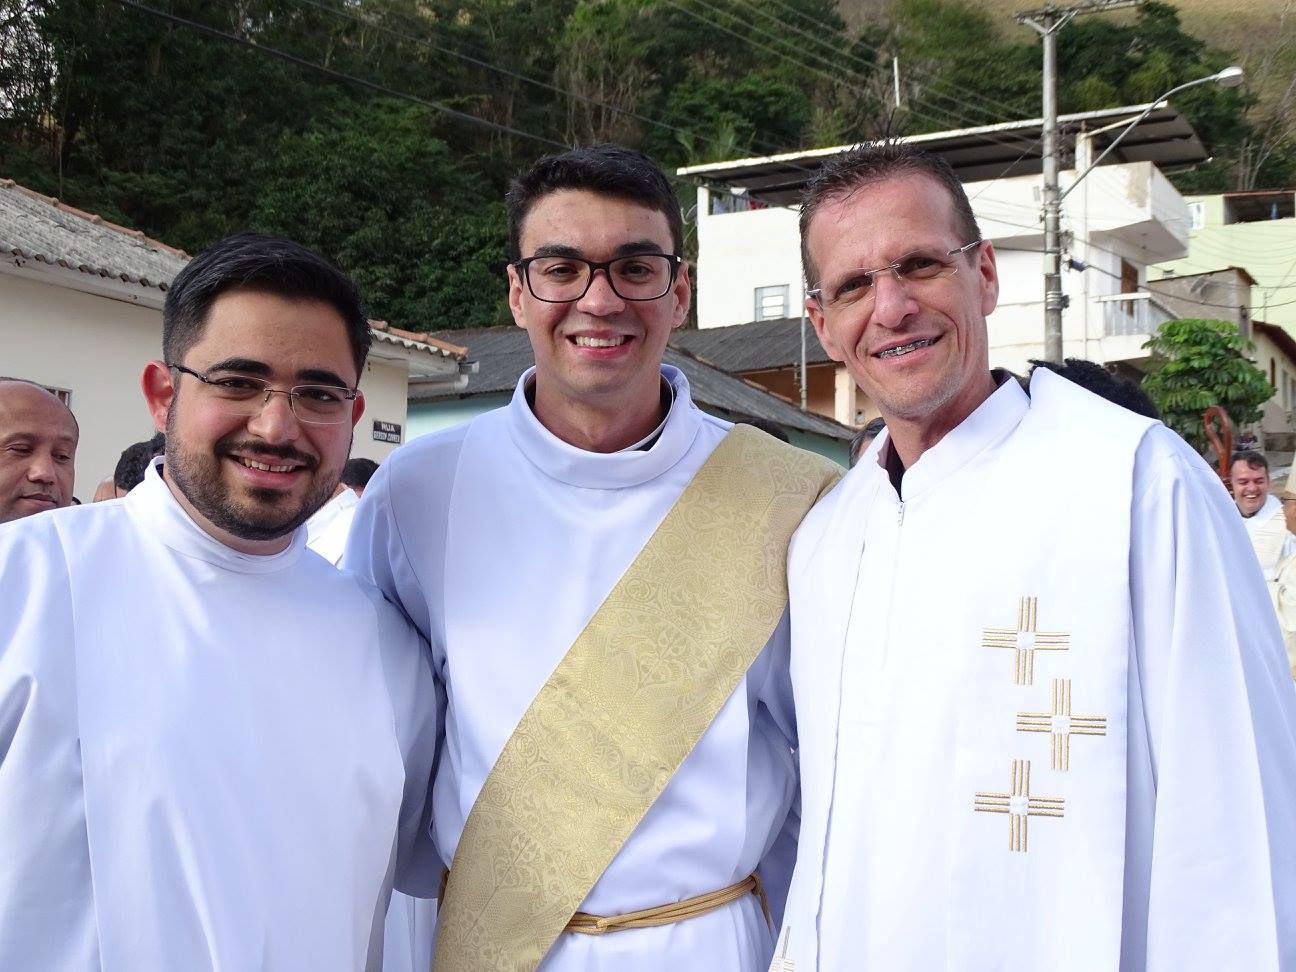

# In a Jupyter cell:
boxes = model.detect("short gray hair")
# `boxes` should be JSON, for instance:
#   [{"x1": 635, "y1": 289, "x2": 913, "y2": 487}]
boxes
[{"x1": 799, "y1": 142, "x2": 981, "y2": 288}]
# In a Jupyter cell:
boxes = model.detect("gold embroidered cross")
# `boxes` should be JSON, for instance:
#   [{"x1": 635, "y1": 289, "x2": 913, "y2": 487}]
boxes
[
  {"x1": 974, "y1": 759, "x2": 1064, "y2": 852},
  {"x1": 1016, "y1": 678, "x2": 1107, "y2": 770},
  {"x1": 981, "y1": 596, "x2": 1069, "y2": 685},
  {"x1": 768, "y1": 928, "x2": 796, "y2": 971}
]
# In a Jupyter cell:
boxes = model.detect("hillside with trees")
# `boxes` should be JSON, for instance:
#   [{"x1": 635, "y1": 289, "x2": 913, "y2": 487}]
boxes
[{"x1": 1, "y1": 0, "x2": 1291, "y2": 330}]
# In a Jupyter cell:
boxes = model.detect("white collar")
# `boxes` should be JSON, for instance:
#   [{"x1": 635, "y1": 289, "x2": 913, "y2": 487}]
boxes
[
  {"x1": 505, "y1": 365, "x2": 702, "y2": 489},
  {"x1": 126, "y1": 459, "x2": 307, "y2": 574},
  {"x1": 873, "y1": 372, "x2": 1028, "y2": 499}
]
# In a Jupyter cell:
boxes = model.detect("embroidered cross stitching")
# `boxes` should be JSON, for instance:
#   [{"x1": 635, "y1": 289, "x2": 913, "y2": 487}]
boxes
[
  {"x1": 1017, "y1": 678, "x2": 1107, "y2": 770},
  {"x1": 981, "y1": 596, "x2": 1069, "y2": 685},
  {"x1": 974, "y1": 759, "x2": 1065, "y2": 852}
]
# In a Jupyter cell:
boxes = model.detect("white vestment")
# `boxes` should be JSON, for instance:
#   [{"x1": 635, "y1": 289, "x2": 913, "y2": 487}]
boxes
[
  {"x1": 776, "y1": 370, "x2": 1296, "y2": 972},
  {"x1": 1243, "y1": 493, "x2": 1296, "y2": 582},
  {"x1": 0, "y1": 464, "x2": 441, "y2": 971},
  {"x1": 306, "y1": 485, "x2": 361, "y2": 565},
  {"x1": 346, "y1": 366, "x2": 802, "y2": 971}
]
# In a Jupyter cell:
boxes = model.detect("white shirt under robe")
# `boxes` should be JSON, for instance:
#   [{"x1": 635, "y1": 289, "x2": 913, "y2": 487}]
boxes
[
  {"x1": 307, "y1": 485, "x2": 361, "y2": 565},
  {"x1": 1243, "y1": 493, "x2": 1296, "y2": 581},
  {"x1": 346, "y1": 366, "x2": 801, "y2": 971},
  {"x1": 0, "y1": 464, "x2": 441, "y2": 971},
  {"x1": 777, "y1": 372, "x2": 1296, "y2": 971}
]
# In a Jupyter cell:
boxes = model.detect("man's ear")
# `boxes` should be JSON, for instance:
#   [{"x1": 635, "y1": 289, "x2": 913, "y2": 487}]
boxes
[
  {"x1": 671, "y1": 260, "x2": 692, "y2": 329},
  {"x1": 141, "y1": 360, "x2": 176, "y2": 433},
  {"x1": 807, "y1": 296, "x2": 846, "y2": 363},
  {"x1": 507, "y1": 264, "x2": 527, "y2": 330}
]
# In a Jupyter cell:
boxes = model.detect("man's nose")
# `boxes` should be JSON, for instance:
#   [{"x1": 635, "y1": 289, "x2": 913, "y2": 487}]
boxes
[
  {"x1": 869, "y1": 270, "x2": 920, "y2": 329},
  {"x1": 25, "y1": 450, "x2": 58, "y2": 486},
  {"x1": 245, "y1": 389, "x2": 302, "y2": 443},
  {"x1": 577, "y1": 269, "x2": 626, "y2": 315}
]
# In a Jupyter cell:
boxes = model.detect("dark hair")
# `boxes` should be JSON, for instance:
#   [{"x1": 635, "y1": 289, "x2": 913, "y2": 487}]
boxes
[
  {"x1": 341, "y1": 457, "x2": 379, "y2": 489},
  {"x1": 1028, "y1": 359, "x2": 1161, "y2": 420},
  {"x1": 799, "y1": 143, "x2": 981, "y2": 288},
  {"x1": 1231, "y1": 449, "x2": 1269, "y2": 473},
  {"x1": 113, "y1": 439, "x2": 159, "y2": 491},
  {"x1": 849, "y1": 417, "x2": 887, "y2": 467},
  {"x1": 163, "y1": 233, "x2": 372, "y2": 379},
  {"x1": 505, "y1": 144, "x2": 683, "y2": 262}
]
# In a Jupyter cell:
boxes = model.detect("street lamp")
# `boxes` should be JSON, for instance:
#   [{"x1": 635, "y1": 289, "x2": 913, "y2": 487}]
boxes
[
  {"x1": 1060, "y1": 66, "x2": 1245, "y2": 202},
  {"x1": 1040, "y1": 65, "x2": 1245, "y2": 361}
]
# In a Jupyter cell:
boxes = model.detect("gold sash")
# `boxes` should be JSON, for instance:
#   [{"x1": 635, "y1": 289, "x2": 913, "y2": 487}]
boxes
[{"x1": 433, "y1": 425, "x2": 841, "y2": 971}]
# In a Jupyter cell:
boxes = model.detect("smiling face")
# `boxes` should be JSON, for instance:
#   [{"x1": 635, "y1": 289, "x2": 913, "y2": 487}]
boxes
[
  {"x1": 142, "y1": 288, "x2": 364, "y2": 554},
  {"x1": 805, "y1": 173, "x2": 999, "y2": 446},
  {"x1": 508, "y1": 190, "x2": 689, "y2": 441},
  {"x1": 1231, "y1": 459, "x2": 1271, "y2": 517},
  {"x1": 0, "y1": 381, "x2": 78, "y2": 523}
]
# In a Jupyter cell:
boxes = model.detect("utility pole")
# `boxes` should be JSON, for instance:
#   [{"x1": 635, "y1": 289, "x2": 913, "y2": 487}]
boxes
[{"x1": 1016, "y1": 0, "x2": 1142, "y2": 363}]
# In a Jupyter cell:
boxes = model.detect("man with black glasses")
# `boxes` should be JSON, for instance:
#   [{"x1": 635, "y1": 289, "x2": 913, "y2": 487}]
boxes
[
  {"x1": 774, "y1": 142, "x2": 1296, "y2": 971},
  {"x1": 0, "y1": 234, "x2": 439, "y2": 970},
  {"x1": 346, "y1": 145, "x2": 839, "y2": 971}
]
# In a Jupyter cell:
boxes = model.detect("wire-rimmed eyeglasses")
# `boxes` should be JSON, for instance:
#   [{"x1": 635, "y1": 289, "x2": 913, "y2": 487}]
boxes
[
  {"x1": 514, "y1": 253, "x2": 683, "y2": 303},
  {"x1": 808, "y1": 240, "x2": 983, "y2": 311},
  {"x1": 168, "y1": 363, "x2": 358, "y2": 425}
]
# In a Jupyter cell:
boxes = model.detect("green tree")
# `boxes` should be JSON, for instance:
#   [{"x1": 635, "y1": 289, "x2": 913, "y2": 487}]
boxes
[
  {"x1": 248, "y1": 99, "x2": 510, "y2": 331},
  {"x1": 1141, "y1": 318, "x2": 1273, "y2": 453}
]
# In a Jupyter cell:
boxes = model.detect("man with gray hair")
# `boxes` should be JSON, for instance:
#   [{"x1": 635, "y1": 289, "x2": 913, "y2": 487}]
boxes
[
  {"x1": 0, "y1": 378, "x2": 79, "y2": 522},
  {"x1": 776, "y1": 142, "x2": 1296, "y2": 971}
]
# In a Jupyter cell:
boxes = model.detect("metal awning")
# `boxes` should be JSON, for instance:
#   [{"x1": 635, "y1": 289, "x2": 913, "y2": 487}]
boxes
[{"x1": 677, "y1": 104, "x2": 1207, "y2": 205}]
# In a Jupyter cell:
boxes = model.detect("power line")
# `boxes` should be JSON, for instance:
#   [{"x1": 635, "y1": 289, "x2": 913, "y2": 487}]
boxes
[
  {"x1": 732, "y1": 0, "x2": 1033, "y2": 122},
  {"x1": 679, "y1": 0, "x2": 1035, "y2": 137}
]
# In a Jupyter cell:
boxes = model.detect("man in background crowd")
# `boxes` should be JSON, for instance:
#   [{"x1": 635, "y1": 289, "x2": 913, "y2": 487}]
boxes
[
  {"x1": 306, "y1": 457, "x2": 378, "y2": 565},
  {"x1": 0, "y1": 378, "x2": 78, "y2": 523},
  {"x1": 94, "y1": 432, "x2": 167, "y2": 501},
  {"x1": 1232, "y1": 450, "x2": 1296, "y2": 586}
]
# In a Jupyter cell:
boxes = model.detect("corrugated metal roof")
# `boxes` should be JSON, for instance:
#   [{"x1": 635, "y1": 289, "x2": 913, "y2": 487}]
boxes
[
  {"x1": 678, "y1": 105, "x2": 1206, "y2": 205},
  {"x1": 0, "y1": 180, "x2": 190, "y2": 290},
  {"x1": 670, "y1": 317, "x2": 832, "y2": 372},
  {"x1": 411, "y1": 326, "x2": 853, "y2": 441}
]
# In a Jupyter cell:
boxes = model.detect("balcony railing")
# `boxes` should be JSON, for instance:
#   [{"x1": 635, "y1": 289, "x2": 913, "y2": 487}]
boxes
[{"x1": 1097, "y1": 292, "x2": 1177, "y2": 338}]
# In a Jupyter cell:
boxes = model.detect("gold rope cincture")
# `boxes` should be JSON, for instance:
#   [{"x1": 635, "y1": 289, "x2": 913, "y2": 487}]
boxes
[
  {"x1": 432, "y1": 426, "x2": 841, "y2": 972},
  {"x1": 433, "y1": 870, "x2": 771, "y2": 937}
]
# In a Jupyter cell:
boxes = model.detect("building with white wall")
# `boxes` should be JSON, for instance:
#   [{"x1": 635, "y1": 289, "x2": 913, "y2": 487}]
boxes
[
  {"x1": 0, "y1": 179, "x2": 469, "y2": 491},
  {"x1": 677, "y1": 106, "x2": 1215, "y2": 416},
  {"x1": 1153, "y1": 189, "x2": 1296, "y2": 334}
]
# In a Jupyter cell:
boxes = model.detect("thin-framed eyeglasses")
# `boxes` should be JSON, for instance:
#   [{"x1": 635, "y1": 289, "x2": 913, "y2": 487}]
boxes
[
  {"x1": 514, "y1": 253, "x2": 683, "y2": 303},
  {"x1": 167, "y1": 363, "x2": 358, "y2": 425},
  {"x1": 808, "y1": 240, "x2": 983, "y2": 311}
]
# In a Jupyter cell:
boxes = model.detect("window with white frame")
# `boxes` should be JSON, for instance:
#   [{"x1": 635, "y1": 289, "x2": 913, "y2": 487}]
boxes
[{"x1": 754, "y1": 285, "x2": 789, "y2": 321}]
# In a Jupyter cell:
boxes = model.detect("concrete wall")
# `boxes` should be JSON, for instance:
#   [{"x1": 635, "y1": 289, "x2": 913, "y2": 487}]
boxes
[
  {"x1": 1, "y1": 269, "x2": 412, "y2": 495},
  {"x1": 353, "y1": 356, "x2": 412, "y2": 462},
  {"x1": 2, "y1": 272, "x2": 162, "y2": 491},
  {"x1": 1154, "y1": 194, "x2": 1296, "y2": 333}
]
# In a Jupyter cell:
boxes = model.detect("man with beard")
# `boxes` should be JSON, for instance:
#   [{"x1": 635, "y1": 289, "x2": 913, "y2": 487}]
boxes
[{"x1": 0, "y1": 234, "x2": 439, "y2": 971}]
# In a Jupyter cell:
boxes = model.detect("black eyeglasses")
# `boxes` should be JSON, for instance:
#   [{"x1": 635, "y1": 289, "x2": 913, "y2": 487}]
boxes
[
  {"x1": 168, "y1": 363, "x2": 358, "y2": 425},
  {"x1": 514, "y1": 253, "x2": 682, "y2": 303}
]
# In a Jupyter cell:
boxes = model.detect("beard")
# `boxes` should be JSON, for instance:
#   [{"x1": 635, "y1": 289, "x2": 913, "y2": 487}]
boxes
[{"x1": 164, "y1": 408, "x2": 345, "y2": 543}]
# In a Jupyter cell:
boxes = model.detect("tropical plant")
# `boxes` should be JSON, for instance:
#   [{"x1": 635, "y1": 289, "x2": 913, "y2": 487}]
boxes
[{"x1": 1142, "y1": 318, "x2": 1274, "y2": 453}]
